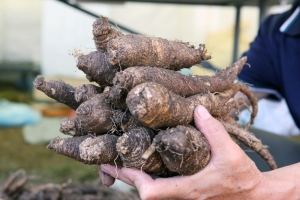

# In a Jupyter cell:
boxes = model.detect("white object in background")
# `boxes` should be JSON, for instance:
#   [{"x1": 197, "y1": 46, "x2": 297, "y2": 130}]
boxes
[
  {"x1": 239, "y1": 99, "x2": 300, "y2": 136},
  {"x1": 110, "y1": 179, "x2": 135, "y2": 193}
]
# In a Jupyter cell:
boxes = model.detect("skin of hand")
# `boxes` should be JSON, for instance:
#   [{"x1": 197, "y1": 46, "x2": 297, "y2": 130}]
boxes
[{"x1": 99, "y1": 105, "x2": 300, "y2": 200}]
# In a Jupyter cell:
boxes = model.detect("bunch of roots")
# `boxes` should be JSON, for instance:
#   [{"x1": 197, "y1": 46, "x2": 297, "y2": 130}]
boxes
[{"x1": 34, "y1": 16, "x2": 277, "y2": 178}]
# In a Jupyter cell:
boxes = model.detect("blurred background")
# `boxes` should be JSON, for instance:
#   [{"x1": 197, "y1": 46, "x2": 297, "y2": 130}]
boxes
[{"x1": 0, "y1": 0, "x2": 299, "y2": 198}]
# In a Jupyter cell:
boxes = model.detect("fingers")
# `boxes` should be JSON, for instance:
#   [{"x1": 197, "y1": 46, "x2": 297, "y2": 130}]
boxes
[
  {"x1": 194, "y1": 105, "x2": 237, "y2": 156},
  {"x1": 101, "y1": 164, "x2": 194, "y2": 199},
  {"x1": 100, "y1": 164, "x2": 143, "y2": 187},
  {"x1": 98, "y1": 166, "x2": 115, "y2": 187}
]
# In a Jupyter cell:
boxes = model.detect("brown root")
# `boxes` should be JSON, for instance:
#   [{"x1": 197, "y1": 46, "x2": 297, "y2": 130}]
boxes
[
  {"x1": 47, "y1": 136, "x2": 93, "y2": 164},
  {"x1": 77, "y1": 51, "x2": 119, "y2": 86},
  {"x1": 79, "y1": 135, "x2": 122, "y2": 166},
  {"x1": 1, "y1": 169, "x2": 28, "y2": 197},
  {"x1": 238, "y1": 83, "x2": 258, "y2": 130},
  {"x1": 60, "y1": 117, "x2": 87, "y2": 136},
  {"x1": 75, "y1": 84, "x2": 104, "y2": 104},
  {"x1": 220, "y1": 120, "x2": 277, "y2": 170},
  {"x1": 34, "y1": 75, "x2": 80, "y2": 110},
  {"x1": 76, "y1": 94, "x2": 113, "y2": 135},
  {"x1": 112, "y1": 57, "x2": 247, "y2": 98},
  {"x1": 116, "y1": 127, "x2": 167, "y2": 175},
  {"x1": 112, "y1": 110, "x2": 140, "y2": 132},
  {"x1": 107, "y1": 34, "x2": 211, "y2": 70},
  {"x1": 126, "y1": 82, "x2": 256, "y2": 129},
  {"x1": 103, "y1": 86, "x2": 127, "y2": 110},
  {"x1": 47, "y1": 135, "x2": 122, "y2": 166},
  {"x1": 92, "y1": 15, "x2": 124, "y2": 51},
  {"x1": 145, "y1": 125, "x2": 211, "y2": 175}
]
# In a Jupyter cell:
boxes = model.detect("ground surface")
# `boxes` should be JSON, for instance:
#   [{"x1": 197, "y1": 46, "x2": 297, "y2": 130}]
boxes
[
  {"x1": 0, "y1": 127, "x2": 97, "y2": 185},
  {"x1": 0, "y1": 127, "x2": 140, "y2": 199}
]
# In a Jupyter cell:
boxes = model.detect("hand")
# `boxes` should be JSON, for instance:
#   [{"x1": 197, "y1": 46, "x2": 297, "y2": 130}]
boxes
[{"x1": 99, "y1": 105, "x2": 264, "y2": 199}]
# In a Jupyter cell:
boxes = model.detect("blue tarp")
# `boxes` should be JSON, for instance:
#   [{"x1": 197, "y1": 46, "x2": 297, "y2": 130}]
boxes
[{"x1": 0, "y1": 99, "x2": 41, "y2": 127}]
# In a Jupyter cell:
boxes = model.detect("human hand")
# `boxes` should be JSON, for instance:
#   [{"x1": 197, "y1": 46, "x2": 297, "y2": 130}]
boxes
[{"x1": 99, "y1": 105, "x2": 264, "y2": 199}]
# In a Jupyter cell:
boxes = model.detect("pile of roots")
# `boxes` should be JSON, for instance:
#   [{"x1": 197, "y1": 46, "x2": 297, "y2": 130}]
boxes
[
  {"x1": 34, "y1": 16, "x2": 277, "y2": 178},
  {"x1": 0, "y1": 169, "x2": 139, "y2": 200}
]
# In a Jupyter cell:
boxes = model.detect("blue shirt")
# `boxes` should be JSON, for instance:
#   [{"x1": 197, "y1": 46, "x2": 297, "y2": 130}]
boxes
[{"x1": 238, "y1": 2, "x2": 300, "y2": 128}]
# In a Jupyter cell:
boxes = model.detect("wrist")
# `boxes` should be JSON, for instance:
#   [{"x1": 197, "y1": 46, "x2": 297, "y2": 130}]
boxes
[{"x1": 249, "y1": 167, "x2": 300, "y2": 199}]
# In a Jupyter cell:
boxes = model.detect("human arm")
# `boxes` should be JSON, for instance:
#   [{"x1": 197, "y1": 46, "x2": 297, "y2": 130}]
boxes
[{"x1": 99, "y1": 105, "x2": 300, "y2": 200}]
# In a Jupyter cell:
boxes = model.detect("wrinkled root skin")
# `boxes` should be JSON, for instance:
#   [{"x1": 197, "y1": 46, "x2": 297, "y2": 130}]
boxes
[
  {"x1": 126, "y1": 82, "x2": 257, "y2": 129},
  {"x1": 112, "y1": 57, "x2": 247, "y2": 98},
  {"x1": 60, "y1": 117, "x2": 86, "y2": 136},
  {"x1": 48, "y1": 135, "x2": 122, "y2": 166},
  {"x1": 107, "y1": 34, "x2": 211, "y2": 70},
  {"x1": 112, "y1": 110, "x2": 140, "y2": 133},
  {"x1": 92, "y1": 15, "x2": 123, "y2": 51},
  {"x1": 116, "y1": 127, "x2": 167, "y2": 175},
  {"x1": 34, "y1": 75, "x2": 80, "y2": 110},
  {"x1": 79, "y1": 134, "x2": 122, "y2": 166},
  {"x1": 153, "y1": 125, "x2": 211, "y2": 175},
  {"x1": 77, "y1": 51, "x2": 119, "y2": 86},
  {"x1": 76, "y1": 94, "x2": 113, "y2": 135},
  {"x1": 103, "y1": 86, "x2": 127, "y2": 110},
  {"x1": 75, "y1": 84, "x2": 104, "y2": 104},
  {"x1": 47, "y1": 136, "x2": 93, "y2": 164}
]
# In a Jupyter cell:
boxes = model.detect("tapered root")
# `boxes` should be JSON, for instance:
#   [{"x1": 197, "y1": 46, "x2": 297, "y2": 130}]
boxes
[
  {"x1": 221, "y1": 121, "x2": 277, "y2": 170},
  {"x1": 34, "y1": 75, "x2": 80, "y2": 110},
  {"x1": 48, "y1": 135, "x2": 122, "y2": 166},
  {"x1": 92, "y1": 15, "x2": 123, "y2": 51},
  {"x1": 112, "y1": 56, "x2": 247, "y2": 99},
  {"x1": 126, "y1": 82, "x2": 257, "y2": 129},
  {"x1": 60, "y1": 117, "x2": 87, "y2": 136}
]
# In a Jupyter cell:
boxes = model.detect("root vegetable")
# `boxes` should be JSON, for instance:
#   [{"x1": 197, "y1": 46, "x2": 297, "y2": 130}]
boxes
[
  {"x1": 60, "y1": 117, "x2": 86, "y2": 136},
  {"x1": 220, "y1": 119, "x2": 277, "y2": 170},
  {"x1": 116, "y1": 127, "x2": 167, "y2": 175},
  {"x1": 75, "y1": 84, "x2": 104, "y2": 104},
  {"x1": 48, "y1": 135, "x2": 122, "y2": 166},
  {"x1": 79, "y1": 135, "x2": 122, "y2": 166},
  {"x1": 47, "y1": 136, "x2": 92, "y2": 164},
  {"x1": 77, "y1": 51, "x2": 119, "y2": 86},
  {"x1": 143, "y1": 125, "x2": 211, "y2": 175},
  {"x1": 40, "y1": 15, "x2": 278, "y2": 176},
  {"x1": 34, "y1": 75, "x2": 80, "y2": 110},
  {"x1": 93, "y1": 16, "x2": 123, "y2": 51},
  {"x1": 107, "y1": 34, "x2": 211, "y2": 70},
  {"x1": 76, "y1": 94, "x2": 113, "y2": 135},
  {"x1": 126, "y1": 82, "x2": 257, "y2": 129},
  {"x1": 75, "y1": 93, "x2": 138, "y2": 135},
  {"x1": 103, "y1": 86, "x2": 127, "y2": 110},
  {"x1": 112, "y1": 57, "x2": 247, "y2": 98},
  {"x1": 112, "y1": 110, "x2": 140, "y2": 132}
]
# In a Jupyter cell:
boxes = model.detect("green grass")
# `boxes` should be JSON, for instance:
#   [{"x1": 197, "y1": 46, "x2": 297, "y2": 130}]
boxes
[{"x1": 0, "y1": 127, "x2": 98, "y2": 185}]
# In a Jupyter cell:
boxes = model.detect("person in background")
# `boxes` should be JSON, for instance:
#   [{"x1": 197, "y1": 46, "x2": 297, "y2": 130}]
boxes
[{"x1": 98, "y1": 1, "x2": 300, "y2": 199}]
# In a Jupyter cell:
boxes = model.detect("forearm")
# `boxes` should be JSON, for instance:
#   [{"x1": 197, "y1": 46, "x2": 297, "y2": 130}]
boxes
[{"x1": 251, "y1": 163, "x2": 300, "y2": 199}]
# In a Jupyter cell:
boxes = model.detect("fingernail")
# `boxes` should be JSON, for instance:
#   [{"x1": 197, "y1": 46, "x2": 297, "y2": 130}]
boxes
[{"x1": 195, "y1": 105, "x2": 211, "y2": 120}]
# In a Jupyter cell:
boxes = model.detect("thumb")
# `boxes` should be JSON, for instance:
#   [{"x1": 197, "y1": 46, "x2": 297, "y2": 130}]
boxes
[{"x1": 194, "y1": 105, "x2": 235, "y2": 156}]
